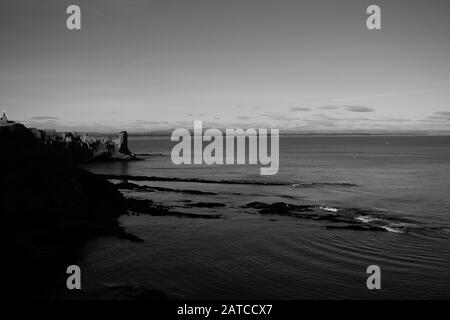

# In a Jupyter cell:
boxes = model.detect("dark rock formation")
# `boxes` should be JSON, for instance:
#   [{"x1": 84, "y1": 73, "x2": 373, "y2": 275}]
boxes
[
  {"x1": 243, "y1": 201, "x2": 315, "y2": 216},
  {"x1": 242, "y1": 201, "x2": 414, "y2": 233},
  {"x1": 116, "y1": 181, "x2": 217, "y2": 195},
  {"x1": 125, "y1": 198, "x2": 223, "y2": 219},
  {"x1": 117, "y1": 131, "x2": 130, "y2": 154},
  {"x1": 0, "y1": 123, "x2": 129, "y2": 299},
  {"x1": 185, "y1": 202, "x2": 227, "y2": 208},
  {"x1": 98, "y1": 173, "x2": 288, "y2": 185}
]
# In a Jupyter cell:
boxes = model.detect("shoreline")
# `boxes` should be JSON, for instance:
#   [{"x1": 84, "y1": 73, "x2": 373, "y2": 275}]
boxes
[{"x1": 0, "y1": 122, "x2": 166, "y2": 299}]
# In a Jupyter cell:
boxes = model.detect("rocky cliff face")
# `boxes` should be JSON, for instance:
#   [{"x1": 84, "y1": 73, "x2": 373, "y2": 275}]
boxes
[
  {"x1": 0, "y1": 123, "x2": 125, "y2": 224},
  {"x1": 0, "y1": 123, "x2": 128, "y2": 298}
]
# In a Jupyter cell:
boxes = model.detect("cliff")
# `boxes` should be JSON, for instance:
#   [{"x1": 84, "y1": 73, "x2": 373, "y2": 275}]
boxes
[
  {"x1": 0, "y1": 123, "x2": 130, "y2": 298},
  {"x1": 33, "y1": 129, "x2": 136, "y2": 162}
]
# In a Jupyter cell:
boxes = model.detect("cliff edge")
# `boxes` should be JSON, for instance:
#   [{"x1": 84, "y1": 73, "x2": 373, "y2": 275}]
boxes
[{"x1": 0, "y1": 123, "x2": 129, "y2": 298}]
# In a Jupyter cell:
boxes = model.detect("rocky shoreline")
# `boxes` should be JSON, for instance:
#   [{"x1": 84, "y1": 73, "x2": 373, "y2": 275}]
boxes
[
  {"x1": 0, "y1": 122, "x2": 427, "y2": 299},
  {"x1": 0, "y1": 123, "x2": 162, "y2": 299}
]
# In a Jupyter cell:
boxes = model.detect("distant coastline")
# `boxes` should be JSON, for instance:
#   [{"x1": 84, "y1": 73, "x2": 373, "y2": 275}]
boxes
[{"x1": 125, "y1": 131, "x2": 450, "y2": 138}]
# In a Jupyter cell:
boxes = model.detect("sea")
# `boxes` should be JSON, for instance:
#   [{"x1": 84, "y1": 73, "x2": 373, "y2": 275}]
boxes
[{"x1": 79, "y1": 135, "x2": 450, "y2": 299}]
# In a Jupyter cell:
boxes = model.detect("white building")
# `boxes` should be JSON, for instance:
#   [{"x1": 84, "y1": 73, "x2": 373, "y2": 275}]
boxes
[{"x1": 0, "y1": 111, "x2": 9, "y2": 124}]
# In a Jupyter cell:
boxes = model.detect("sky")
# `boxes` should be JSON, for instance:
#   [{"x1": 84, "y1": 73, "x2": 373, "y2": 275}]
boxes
[{"x1": 1, "y1": 0, "x2": 450, "y2": 133}]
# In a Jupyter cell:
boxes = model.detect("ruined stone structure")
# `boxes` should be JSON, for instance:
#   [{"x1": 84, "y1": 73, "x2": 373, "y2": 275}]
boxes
[
  {"x1": 116, "y1": 131, "x2": 130, "y2": 154},
  {"x1": 2, "y1": 113, "x2": 134, "y2": 161},
  {"x1": 42, "y1": 130, "x2": 135, "y2": 161}
]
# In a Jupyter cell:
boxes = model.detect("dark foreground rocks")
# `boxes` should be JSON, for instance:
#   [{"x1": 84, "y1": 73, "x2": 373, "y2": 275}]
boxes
[
  {"x1": 0, "y1": 123, "x2": 133, "y2": 299},
  {"x1": 125, "y1": 198, "x2": 223, "y2": 219}
]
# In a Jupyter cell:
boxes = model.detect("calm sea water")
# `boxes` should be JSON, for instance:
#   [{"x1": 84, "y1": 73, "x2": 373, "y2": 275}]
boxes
[{"x1": 80, "y1": 136, "x2": 450, "y2": 299}]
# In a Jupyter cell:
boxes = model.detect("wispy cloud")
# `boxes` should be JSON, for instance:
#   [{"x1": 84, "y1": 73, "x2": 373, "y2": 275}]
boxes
[
  {"x1": 344, "y1": 105, "x2": 375, "y2": 113},
  {"x1": 28, "y1": 116, "x2": 60, "y2": 120},
  {"x1": 289, "y1": 107, "x2": 311, "y2": 112},
  {"x1": 132, "y1": 120, "x2": 169, "y2": 125},
  {"x1": 236, "y1": 115, "x2": 251, "y2": 120},
  {"x1": 186, "y1": 113, "x2": 205, "y2": 117},
  {"x1": 260, "y1": 112, "x2": 298, "y2": 122},
  {"x1": 433, "y1": 111, "x2": 450, "y2": 119},
  {"x1": 421, "y1": 111, "x2": 450, "y2": 122},
  {"x1": 312, "y1": 105, "x2": 375, "y2": 112},
  {"x1": 318, "y1": 106, "x2": 339, "y2": 110}
]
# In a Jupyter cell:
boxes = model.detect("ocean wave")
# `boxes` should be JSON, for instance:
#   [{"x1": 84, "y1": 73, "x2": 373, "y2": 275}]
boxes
[
  {"x1": 320, "y1": 206, "x2": 339, "y2": 213},
  {"x1": 356, "y1": 215, "x2": 379, "y2": 223},
  {"x1": 383, "y1": 226, "x2": 405, "y2": 233}
]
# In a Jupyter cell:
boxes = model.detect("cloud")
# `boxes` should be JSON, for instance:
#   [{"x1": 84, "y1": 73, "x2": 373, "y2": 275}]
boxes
[
  {"x1": 433, "y1": 111, "x2": 450, "y2": 119},
  {"x1": 236, "y1": 116, "x2": 251, "y2": 120},
  {"x1": 28, "y1": 116, "x2": 60, "y2": 120},
  {"x1": 419, "y1": 111, "x2": 450, "y2": 122},
  {"x1": 185, "y1": 113, "x2": 205, "y2": 117},
  {"x1": 133, "y1": 120, "x2": 169, "y2": 125},
  {"x1": 260, "y1": 113, "x2": 298, "y2": 122},
  {"x1": 314, "y1": 105, "x2": 374, "y2": 112},
  {"x1": 289, "y1": 107, "x2": 311, "y2": 112},
  {"x1": 318, "y1": 106, "x2": 339, "y2": 110},
  {"x1": 419, "y1": 118, "x2": 448, "y2": 123},
  {"x1": 344, "y1": 105, "x2": 375, "y2": 113},
  {"x1": 23, "y1": 116, "x2": 61, "y2": 128}
]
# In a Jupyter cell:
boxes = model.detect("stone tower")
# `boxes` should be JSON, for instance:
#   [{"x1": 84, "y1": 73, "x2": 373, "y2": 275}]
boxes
[{"x1": 117, "y1": 131, "x2": 130, "y2": 155}]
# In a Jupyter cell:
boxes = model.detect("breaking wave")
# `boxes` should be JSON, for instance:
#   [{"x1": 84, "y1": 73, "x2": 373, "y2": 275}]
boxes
[{"x1": 242, "y1": 201, "x2": 445, "y2": 235}]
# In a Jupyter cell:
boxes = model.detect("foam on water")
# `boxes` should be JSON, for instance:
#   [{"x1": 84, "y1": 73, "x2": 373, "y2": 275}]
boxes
[
  {"x1": 320, "y1": 206, "x2": 339, "y2": 213},
  {"x1": 356, "y1": 215, "x2": 379, "y2": 223}
]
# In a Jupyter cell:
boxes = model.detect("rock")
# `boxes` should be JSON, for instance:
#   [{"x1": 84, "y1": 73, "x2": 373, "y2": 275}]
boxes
[
  {"x1": 0, "y1": 123, "x2": 127, "y2": 298},
  {"x1": 125, "y1": 198, "x2": 223, "y2": 219},
  {"x1": 115, "y1": 182, "x2": 217, "y2": 195},
  {"x1": 185, "y1": 202, "x2": 226, "y2": 208}
]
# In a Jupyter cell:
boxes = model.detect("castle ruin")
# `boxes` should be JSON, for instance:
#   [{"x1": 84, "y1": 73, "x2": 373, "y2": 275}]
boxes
[
  {"x1": 39, "y1": 130, "x2": 135, "y2": 161},
  {"x1": 1, "y1": 112, "x2": 135, "y2": 161}
]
